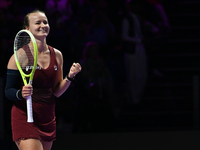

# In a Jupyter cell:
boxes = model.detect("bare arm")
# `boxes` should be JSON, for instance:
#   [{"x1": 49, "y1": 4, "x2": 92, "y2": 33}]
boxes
[
  {"x1": 7, "y1": 54, "x2": 18, "y2": 70},
  {"x1": 53, "y1": 49, "x2": 81, "y2": 97}
]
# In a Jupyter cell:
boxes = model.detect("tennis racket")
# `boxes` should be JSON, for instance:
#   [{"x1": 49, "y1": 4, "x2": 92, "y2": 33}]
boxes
[{"x1": 14, "y1": 29, "x2": 38, "y2": 123}]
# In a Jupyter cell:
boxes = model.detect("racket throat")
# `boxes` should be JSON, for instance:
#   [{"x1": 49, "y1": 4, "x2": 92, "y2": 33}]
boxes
[{"x1": 29, "y1": 80, "x2": 33, "y2": 85}]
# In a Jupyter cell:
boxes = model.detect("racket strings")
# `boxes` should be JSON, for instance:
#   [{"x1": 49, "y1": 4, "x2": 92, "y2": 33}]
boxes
[{"x1": 16, "y1": 35, "x2": 35, "y2": 70}]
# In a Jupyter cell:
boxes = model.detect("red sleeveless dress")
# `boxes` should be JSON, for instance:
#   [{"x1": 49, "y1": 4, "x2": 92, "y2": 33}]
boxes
[{"x1": 11, "y1": 46, "x2": 58, "y2": 142}]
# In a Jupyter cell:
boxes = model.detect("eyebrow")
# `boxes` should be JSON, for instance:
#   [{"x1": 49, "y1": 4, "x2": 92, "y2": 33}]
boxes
[{"x1": 34, "y1": 19, "x2": 48, "y2": 22}]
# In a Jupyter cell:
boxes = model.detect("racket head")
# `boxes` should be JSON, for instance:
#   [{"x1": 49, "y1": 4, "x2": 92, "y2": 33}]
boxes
[{"x1": 14, "y1": 29, "x2": 38, "y2": 85}]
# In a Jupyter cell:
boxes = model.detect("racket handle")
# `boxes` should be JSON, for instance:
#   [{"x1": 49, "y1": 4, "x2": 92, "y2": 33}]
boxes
[{"x1": 27, "y1": 95, "x2": 34, "y2": 123}]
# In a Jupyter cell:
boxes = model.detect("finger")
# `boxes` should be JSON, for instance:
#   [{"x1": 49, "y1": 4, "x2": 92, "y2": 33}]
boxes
[
  {"x1": 78, "y1": 64, "x2": 82, "y2": 70},
  {"x1": 73, "y1": 64, "x2": 81, "y2": 71},
  {"x1": 76, "y1": 63, "x2": 81, "y2": 68},
  {"x1": 73, "y1": 62, "x2": 76, "y2": 66},
  {"x1": 76, "y1": 62, "x2": 81, "y2": 66},
  {"x1": 73, "y1": 62, "x2": 80, "y2": 66},
  {"x1": 25, "y1": 84, "x2": 33, "y2": 88},
  {"x1": 73, "y1": 63, "x2": 81, "y2": 68}
]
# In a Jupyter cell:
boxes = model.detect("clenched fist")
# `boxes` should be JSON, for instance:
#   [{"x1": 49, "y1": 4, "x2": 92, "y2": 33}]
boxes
[{"x1": 68, "y1": 62, "x2": 82, "y2": 78}]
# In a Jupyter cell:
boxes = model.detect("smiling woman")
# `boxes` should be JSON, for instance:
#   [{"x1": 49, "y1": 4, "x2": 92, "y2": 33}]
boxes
[
  {"x1": 24, "y1": 10, "x2": 50, "y2": 40},
  {"x1": 5, "y1": 10, "x2": 81, "y2": 150}
]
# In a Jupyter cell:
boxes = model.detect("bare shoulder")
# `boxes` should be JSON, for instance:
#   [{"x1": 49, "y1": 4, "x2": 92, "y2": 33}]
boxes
[
  {"x1": 53, "y1": 48, "x2": 63, "y2": 65},
  {"x1": 7, "y1": 54, "x2": 18, "y2": 70},
  {"x1": 54, "y1": 48, "x2": 62, "y2": 56}
]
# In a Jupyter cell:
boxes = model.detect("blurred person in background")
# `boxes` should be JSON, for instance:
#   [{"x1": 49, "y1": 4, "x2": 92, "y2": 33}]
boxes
[
  {"x1": 121, "y1": 0, "x2": 160, "y2": 105},
  {"x1": 73, "y1": 41, "x2": 115, "y2": 133}
]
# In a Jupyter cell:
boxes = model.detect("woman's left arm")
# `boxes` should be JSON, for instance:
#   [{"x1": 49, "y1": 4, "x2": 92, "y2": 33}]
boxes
[{"x1": 53, "y1": 49, "x2": 81, "y2": 97}]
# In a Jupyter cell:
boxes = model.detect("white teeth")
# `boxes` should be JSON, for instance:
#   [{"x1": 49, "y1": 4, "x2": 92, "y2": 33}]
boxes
[{"x1": 40, "y1": 30, "x2": 46, "y2": 32}]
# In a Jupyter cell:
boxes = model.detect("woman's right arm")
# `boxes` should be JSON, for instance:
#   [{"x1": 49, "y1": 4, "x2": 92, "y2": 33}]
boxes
[
  {"x1": 7, "y1": 54, "x2": 17, "y2": 70},
  {"x1": 5, "y1": 55, "x2": 32, "y2": 100},
  {"x1": 5, "y1": 55, "x2": 22, "y2": 100}
]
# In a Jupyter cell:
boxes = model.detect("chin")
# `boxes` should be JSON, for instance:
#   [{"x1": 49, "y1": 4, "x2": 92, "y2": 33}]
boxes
[{"x1": 36, "y1": 35, "x2": 48, "y2": 40}]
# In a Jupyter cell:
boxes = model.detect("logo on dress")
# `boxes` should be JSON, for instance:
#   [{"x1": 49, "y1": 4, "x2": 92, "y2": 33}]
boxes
[
  {"x1": 37, "y1": 66, "x2": 42, "y2": 70},
  {"x1": 26, "y1": 66, "x2": 33, "y2": 71},
  {"x1": 25, "y1": 66, "x2": 41, "y2": 71},
  {"x1": 54, "y1": 65, "x2": 57, "y2": 70}
]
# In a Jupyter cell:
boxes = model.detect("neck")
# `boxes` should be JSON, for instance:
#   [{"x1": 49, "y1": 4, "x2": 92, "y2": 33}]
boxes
[{"x1": 36, "y1": 39, "x2": 48, "y2": 53}]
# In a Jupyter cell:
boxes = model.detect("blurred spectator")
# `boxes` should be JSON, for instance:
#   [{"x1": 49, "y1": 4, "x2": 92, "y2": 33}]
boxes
[
  {"x1": 47, "y1": 10, "x2": 71, "y2": 56},
  {"x1": 80, "y1": 41, "x2": 113, "y2": 101},
  {"x1": 69, "y1": 20, "x2": 90, "y2": 62},
  {"x1": 143, "y1": 0, "x2": 171, "y2": 78},
  {"x1": 121, "y1": 0, "x2": 150, "y2": 105},
  {"x1": 145, "y1": 0, "x2": 171, "y2": 35},
  {"x1": 77, "y1": 0, "x2": 98, "y2": 22},
  {"x1": 87, "y1": 9, "x2": 116, "y2": 59},
  {"x1": 46, "y1": 0, "x2": 73, "y2": 19},
  {"x1": 73, "y1": 41, "x2": 115, "y2": 133}
]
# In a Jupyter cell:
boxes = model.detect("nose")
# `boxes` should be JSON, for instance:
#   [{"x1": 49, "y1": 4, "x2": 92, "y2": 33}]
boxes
[{"x1": 41, "y1": 22, "x2": 46, "y2": 27}]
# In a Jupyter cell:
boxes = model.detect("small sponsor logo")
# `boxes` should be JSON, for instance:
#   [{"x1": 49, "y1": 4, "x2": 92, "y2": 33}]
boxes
[
  {"x1": 54, "y1": 65, "x2": 57, "y2": 70},
  {"x1": 26, "y1": 66, "x2": 33, "y2": 71},
  {"x1": 25, "y1": 66, "x2": 41, "y2": 71},
  {"x1": 37, "y1": 66, "x2": 42, "y2": 70}
]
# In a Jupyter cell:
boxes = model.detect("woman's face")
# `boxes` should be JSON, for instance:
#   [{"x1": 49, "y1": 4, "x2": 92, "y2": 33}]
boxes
[{"x1": 26, "y1": 12, "x2": 50, "y2": 40}]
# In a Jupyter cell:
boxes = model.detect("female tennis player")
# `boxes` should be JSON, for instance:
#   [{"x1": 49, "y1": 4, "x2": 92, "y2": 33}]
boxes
[{"x1": 5, "y1": 10, "x2": 81, "y2": 150}]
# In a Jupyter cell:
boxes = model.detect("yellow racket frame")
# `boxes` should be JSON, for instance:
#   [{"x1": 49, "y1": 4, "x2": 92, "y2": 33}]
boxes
[{"x1": 14, "y1": 29, "x2": 38, "y2": 85}]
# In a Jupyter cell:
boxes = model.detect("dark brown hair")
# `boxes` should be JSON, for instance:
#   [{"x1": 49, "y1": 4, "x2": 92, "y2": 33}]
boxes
[{"x1": 23, "y1": 10, "x2": 45, "y2": 29}]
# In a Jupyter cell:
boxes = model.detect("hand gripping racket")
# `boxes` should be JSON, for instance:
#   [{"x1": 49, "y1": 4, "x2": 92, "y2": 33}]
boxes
[{"x1": 14, "y1": 29, "x2": 38, "y2": 123}]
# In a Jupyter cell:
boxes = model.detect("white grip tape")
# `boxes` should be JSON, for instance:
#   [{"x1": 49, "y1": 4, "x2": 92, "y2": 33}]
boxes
[{"x1": 27, "y1": 95, "x2": 34, "y2": 123}]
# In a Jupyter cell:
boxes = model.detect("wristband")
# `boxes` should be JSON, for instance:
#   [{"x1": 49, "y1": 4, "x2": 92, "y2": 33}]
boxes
[
  {"x1": 16, "y1": 90, "x2": 23, "y2": 100},
  {"x1": 66, "y1": 75, "x2": 75, "y2": 82},
  {"x1": 65, "y1": 78, "x2": 70, "y2": 82}
]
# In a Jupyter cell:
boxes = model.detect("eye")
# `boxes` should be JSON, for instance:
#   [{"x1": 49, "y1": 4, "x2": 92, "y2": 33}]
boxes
[
  {"x1": 35, "y1": 21, "x2": 41, "y2": 25},
  {"x1": 43, "y1": 20, "x2": 48, "y2": 24}
]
